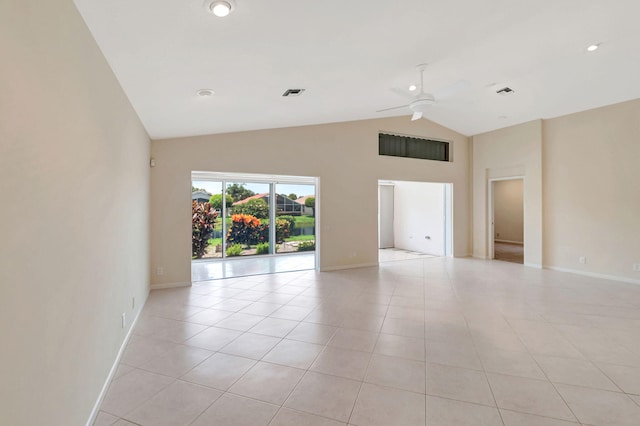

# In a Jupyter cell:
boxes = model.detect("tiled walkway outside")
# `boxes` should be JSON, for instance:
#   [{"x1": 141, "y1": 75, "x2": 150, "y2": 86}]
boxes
[{"x1": 97, "y1": 257, "x2": 640, "y2": 426}]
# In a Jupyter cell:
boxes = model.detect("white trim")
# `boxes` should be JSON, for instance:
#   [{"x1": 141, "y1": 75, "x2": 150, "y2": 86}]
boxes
[
  {"x1": 320, "y1": 262, "x2": 379, "y2": 272},
  {"x1": 544, "y1": 266, "x2": 640, "y2": 286},
  {"x1": 495, "y1": 239, "x2": 524, "y2": 245},
  {"x1": 191, "y1": 171, "x2": 320, "y2": 274},
  {"x1": 488, "y1": 176, "x2": 525, "y2": 261},
  {"x1": 86, "y1": 304, "x2": 145, "y2": 426},
  {"x1": 150, "y1": 281, "x2": 191, "y2": 290},
  {"x1": 524, "y1": 263, "x2": 542, "y2": 269},
  {"x1": 192, "y1": 170, "x2": 316, "y2": 185},
  {"x1": 472, "y1": 254, "x2": 489, "y2": 260}
]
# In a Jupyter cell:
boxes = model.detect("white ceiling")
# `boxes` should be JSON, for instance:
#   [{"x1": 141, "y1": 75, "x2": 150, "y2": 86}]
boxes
[{"x1": 74, "y1": 0, "x2": 640, "y2": 139}]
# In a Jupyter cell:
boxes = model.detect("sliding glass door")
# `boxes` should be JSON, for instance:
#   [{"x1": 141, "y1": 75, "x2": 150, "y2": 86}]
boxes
[{"x1": 192, "y1": 172, "x2": 316, "y2": 261}]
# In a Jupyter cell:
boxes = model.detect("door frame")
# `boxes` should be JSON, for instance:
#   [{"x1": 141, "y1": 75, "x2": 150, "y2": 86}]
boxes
[
  {"x1": 488, "y1": 176, "x2": 524, "y2": 260},
  {"x1": 191, "y1": 171, "x2": 319, "y2": 270},
  {"x1": 377, "y1": 179, "x2": 453, "y2": 259}
]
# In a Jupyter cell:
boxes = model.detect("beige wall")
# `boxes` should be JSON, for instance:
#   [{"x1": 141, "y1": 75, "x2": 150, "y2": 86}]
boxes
[
  {"x1": 393, "y1": 181, "x2": 446, "y2": 256},
  {"x1": 472, "y1": 120, "x2": 543, "y2": 266},
  {"x1": 493, "y1": 179, "x2": 524, "y2": 243},
  {"x1": 543, "y1": 99, "x2": 640, "y2": 280},
  {"x1": 151, "y1": 118, "x2": 471, "y2": 286},
  {"x1": 0, "y1": 1, "x2": 150, "y2": 425}
]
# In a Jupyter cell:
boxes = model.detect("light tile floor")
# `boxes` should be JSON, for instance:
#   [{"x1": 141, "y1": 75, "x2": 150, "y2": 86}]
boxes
[
  {"x1": 192, "y1": 248, "x2": 432, "y2": 283},
  {"x1": 97, "y1": 257, "x2": 640, "y2": 425}
]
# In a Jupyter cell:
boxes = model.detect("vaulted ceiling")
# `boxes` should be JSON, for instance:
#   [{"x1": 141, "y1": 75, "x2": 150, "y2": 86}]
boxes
[{"x1": 74, "y1": 0, "x2": 640, "y2": 139}]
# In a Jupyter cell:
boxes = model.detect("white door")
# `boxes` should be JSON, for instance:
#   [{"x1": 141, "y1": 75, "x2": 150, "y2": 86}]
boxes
[{"x1": 378, "y1": 185, "x2": 394, "y2": 248}]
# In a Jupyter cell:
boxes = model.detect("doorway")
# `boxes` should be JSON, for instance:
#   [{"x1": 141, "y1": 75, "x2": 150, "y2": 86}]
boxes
[
  {"x1": 490, "y1": 178, "x2": 524, "y2": 264},
  {"x1": 378, "y1": 180, "x2": 453, "y2": 262}
]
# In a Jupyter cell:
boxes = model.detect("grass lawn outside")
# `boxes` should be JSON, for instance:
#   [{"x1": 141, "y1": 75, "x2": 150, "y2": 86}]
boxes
[{"x1": 284, "y1": 234, "x2": 315, "y2": 242}]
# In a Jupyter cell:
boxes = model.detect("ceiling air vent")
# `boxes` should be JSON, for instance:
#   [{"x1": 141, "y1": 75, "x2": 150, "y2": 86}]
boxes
[
  {"x1": 496, "y1": 87, "x2": 514, "y2": 95},
  {"x1": 282, "y1": 89, "x2": 305, "y2": 97}
]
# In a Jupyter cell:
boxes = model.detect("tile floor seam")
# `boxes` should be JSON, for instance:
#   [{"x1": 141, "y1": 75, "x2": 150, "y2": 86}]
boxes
[
  {"x1": 117, "y1": 376, "x2": 179, "y2": 423},
  {"x1": 498, "y1": 408, "x2": 584, "y2": 425},
  {"x1": 589, "y1": 361, "x2": 634, "y2": 394},
  {"x1": 183, "y1": 388, "x2": 226, "y2": 426},
  {"x1": 526, "y1": 345, "x2": 595, "y2": 424},
  {"x1": 345, "y1": 327, "x2": 384, "y2": 425},
  {"x1": 263, "y1": 340, "x2": 329, "y2": 410},
  {"x1": 457, "y1": 308, "x2": 506, "y2": 426}
]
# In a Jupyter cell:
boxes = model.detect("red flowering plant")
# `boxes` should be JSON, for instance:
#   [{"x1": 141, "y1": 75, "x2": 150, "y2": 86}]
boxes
[
  {"x1": 226, "y1": 214, "x2": 291, "y2": 247},
  {"x1": 227, "y1": 214, "x2": 264, "y2": 247},
  {"x1": 192, "y1": 201, "x2": 218, "y2": 258}
]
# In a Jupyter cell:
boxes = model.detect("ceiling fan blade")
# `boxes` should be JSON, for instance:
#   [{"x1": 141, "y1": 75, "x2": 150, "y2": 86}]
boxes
[
  {"x1": 390, "y1": 87, "x2": 412, "y2": 99},
  {"x1": 411, "y1": 111, "x2": 423, "y2": 121},
  {"x1": 377, "y1": 104, "x2": 409, "y2": 113}
]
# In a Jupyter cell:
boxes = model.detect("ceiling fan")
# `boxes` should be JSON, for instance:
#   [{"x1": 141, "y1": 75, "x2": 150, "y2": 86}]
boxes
[{"x1": 377, "y1": 64, "x2": 465, "y2": 121}]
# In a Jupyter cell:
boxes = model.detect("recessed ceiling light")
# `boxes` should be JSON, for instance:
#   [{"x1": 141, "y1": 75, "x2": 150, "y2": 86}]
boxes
[
  {"x1": 197, "y1": 89, "x2": 215, "y2": 97},
  {"x1": 206, "y1": 0, "x2": 235, "y2": 17},
  {"x1": 587, "y1": 43, "x2": 600, "y2": 52},
  {"x1": 408, "y1": 85, "x2": 417, "y2": 92}
]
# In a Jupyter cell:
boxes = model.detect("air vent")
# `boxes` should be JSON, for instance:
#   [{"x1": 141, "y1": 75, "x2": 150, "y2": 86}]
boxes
[
  {"x1": 282, "y1": 89, "x2": 305, "y2": 97},
  {"x1": 496, "y1": 87, "x2": 514, "y2": 95}
]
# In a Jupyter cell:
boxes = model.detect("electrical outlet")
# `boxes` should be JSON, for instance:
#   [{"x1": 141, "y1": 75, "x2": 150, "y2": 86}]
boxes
[
  {"x1": 633, "y1": 263, "x2": 640, "y2": 272},
  {"x1": 579, "y1": 256, "x2": 586, "y2": 264},
  {"x1": 121, "y1": 313, "x2": 126, "y2": 329},
  {"x1": 156, "y1": 267, "x2": 164, "y2": 276}
]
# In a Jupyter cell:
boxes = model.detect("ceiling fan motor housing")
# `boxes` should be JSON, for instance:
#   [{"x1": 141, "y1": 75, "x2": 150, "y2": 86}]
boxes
[{"x1": 410, "y1": 96, "x2": 435, "y2": 113}]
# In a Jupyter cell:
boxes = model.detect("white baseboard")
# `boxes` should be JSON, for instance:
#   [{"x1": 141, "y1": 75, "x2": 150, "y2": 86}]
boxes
[
  {"x1": 495, "y1": 239, "x2": 524, "y2": 245},
  {"x1": 524, "y1": 263, "x2": 542, "y2": 269},
  {"x1": 472, "y1": 255, "x2": 489, "y2": 260},
  {"x1": 544, "y1": 265, "x2": 640, "y2": 286},
  {"x1": 86, "y1": 302, "x2": 146, "y2": 426},
  {"x1": 321, "y1": 262, "x2": 379, "y2": 272},
  {"x1": 150, "y1": 281, "x2": 191, "y2": 290}
]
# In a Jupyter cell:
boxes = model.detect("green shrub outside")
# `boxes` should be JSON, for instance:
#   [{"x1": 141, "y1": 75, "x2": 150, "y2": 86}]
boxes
[
  {"x1": 297, "y1": 241, "x2": 315, "y2": 252},
  {"x1": 209, "y1": 193, "x2": 233, "y2": 211},
  {"x1": 255, "y1": 242, "x2": 269, "y2": 255},
  {"x1": 226, "y1": 244, "x2": 243, "y2": 256},
  {"x1": 304, "y1": 197, "x2": 315, "y2": 217},
  {"x1": 278, "y1": 215, "x2": 296, "y2": 232},
  {"x1": 232, "y1": 198, "x2": 269, "y2": 218}
]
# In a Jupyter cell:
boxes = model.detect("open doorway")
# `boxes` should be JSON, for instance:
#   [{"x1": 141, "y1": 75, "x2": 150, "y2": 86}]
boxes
[
  {"x1": 378, "y1": 180, "x2": 453, "y2": 262},
  {"x1": 490, "y1": 178, "x2": 524, "y2": 264}
]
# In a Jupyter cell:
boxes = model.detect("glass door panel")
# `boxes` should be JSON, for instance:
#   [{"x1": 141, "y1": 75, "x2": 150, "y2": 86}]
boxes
[
  {"x1": 275, "y1": 183, "x2": 316, "y2": 255},
  {"x1": 191, "y1": 180, "x2": 223, "y2": 259},
  {"x1": 226, "y1": 182, "x2": 270, "y2": 257}
]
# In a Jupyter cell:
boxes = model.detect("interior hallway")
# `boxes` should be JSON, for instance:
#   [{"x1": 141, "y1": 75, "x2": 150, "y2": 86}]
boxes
[{"x1": 97, "y1": 258, "x2": 640, "y2": 425}]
